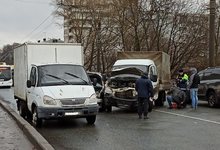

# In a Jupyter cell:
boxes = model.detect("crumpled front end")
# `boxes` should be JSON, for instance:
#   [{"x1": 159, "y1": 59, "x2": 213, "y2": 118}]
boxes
[{"x1": 106, "y1": 67, "x2": 142, "y2": 108}]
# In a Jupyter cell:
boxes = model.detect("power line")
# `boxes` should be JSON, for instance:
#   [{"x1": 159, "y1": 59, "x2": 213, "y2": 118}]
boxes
[
  {"x1": 30, "y1": 18, "x2": 56, "y2": 39},
  {"x1": 20, "y1": 13, "x2": 53, "y2": 43},
  {"x1": 20, "y1": 6, "x2": 60, "y2": 43}
]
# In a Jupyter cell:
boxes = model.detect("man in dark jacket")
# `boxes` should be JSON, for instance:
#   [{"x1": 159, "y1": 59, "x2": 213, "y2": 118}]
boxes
[
  {"x1": 189, "y1": 68, "x2": 200, "y2": 109},
  {"x1": 135, "y1": 72, "x2": 153, "y2": 119}
]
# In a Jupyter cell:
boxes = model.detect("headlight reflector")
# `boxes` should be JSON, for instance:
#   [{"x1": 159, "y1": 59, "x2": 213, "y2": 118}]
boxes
[
  {"x1": 85, "y1": 94, "x2": 98, "y2": 104},
  {"x1": 43, "y1": 95, "x2": 57, "y2": 105}
]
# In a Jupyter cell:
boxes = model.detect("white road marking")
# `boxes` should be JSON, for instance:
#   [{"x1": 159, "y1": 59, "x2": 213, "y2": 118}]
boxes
[{"x1": 154, "y1": 109, "x2": 220, "y2": 125}]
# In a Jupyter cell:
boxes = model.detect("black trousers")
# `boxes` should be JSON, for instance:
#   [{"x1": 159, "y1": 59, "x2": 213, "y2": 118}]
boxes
[{"x1": 138, "y1": 97, "x2": 149, "y2": 117}]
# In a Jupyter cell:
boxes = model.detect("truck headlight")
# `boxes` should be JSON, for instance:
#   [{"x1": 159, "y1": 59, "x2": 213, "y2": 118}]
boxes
[
  {"x1": 43, "y1": 95, "x2": 57, "y2": 105},
  {"x1": 85, "y1": 94, "x2": 98, "y2": 104}
]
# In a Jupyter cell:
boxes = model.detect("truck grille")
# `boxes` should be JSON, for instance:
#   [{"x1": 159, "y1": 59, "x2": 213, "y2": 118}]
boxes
[
  {"x1": 115, "y1": 89, "x2": 134, "y2": 99},
  {"x1": 60, "y1": 98, "x2": 86, "y2": 106}
]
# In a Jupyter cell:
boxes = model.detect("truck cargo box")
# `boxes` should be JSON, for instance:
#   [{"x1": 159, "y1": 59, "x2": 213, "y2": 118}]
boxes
[
  {"x1": 117, "y1": 51, "x2": 171, "y2": 89},
  {"x1": 14, "y1": 43, "x2": 84, "y2": 100}
]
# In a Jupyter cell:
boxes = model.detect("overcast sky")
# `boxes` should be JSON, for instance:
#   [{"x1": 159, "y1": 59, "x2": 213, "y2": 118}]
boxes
[
  {"x1": 0, "y1": 0, "x2": 63, "y2": 49},
  {"x1": 0, "y1": 0, "x2": 211, "y2": 49}
]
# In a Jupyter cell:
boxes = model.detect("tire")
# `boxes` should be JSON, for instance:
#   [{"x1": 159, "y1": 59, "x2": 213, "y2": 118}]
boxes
[
  {"x1": 18, "y1": 101, "x2": 27, "y2": 118},
  {"x1": 103, "y1": 97, "x2": 112, "y2": 112},
  {"x1": 86, "y1": 115, "x2": 96, "y2": 125},
  {"x1": 99, "y1": 96, "x2": 106, "y2": 112},
  {"x1": 99, "y1": 105, "x2": 106, "y2": 112},
  {"x1": 106, "y1": 105, "x2": 112, "y2": 112},
  {"x1": 207, "y1": 91, "x2": 217, "y2": 107},
  {"x1": 32, "y1": 107, "x2": 42, "y2": 128}
]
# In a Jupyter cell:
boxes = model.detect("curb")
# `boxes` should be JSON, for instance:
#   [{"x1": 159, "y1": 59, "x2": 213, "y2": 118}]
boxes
[{"x1": 0, "y1": 99, "x2": 54, "y2": 150}]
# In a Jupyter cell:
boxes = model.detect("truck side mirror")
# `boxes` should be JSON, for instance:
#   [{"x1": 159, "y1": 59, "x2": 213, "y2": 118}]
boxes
[
  {"x1": 151, "y1": 75, "x2": 158, "y2": 82},
  {"x1": 26, "y1": 80, "x2": 32, "y2": 88}
]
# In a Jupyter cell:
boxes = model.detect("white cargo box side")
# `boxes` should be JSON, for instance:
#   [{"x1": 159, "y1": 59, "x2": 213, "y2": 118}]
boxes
[
  {"x1": 14, "y1": 43, "x2": 84, "y2": 100},
  {"x1": 14, "y1": 44, "x2": 28, "y2": 100},
  {"x1": 26, "y1": 43, "x2": 83, "y2": 66}
]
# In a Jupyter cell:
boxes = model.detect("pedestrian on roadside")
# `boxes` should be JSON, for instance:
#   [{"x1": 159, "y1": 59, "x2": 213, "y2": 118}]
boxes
[
  {"x1": 189, "y1": 68, "x2": 200, "y2": 109},
  {"x1": 135, "y1": 72, "x2": 153, "y2": 119}
]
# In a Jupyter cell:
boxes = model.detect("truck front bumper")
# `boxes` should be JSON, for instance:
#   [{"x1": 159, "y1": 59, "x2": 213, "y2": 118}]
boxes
[
  {"x1": 37, "y1": 104, "x2": 99, "y2": 119},
  {"x1": 109, "y1": 96, "x2": 137, "y2": 108}
]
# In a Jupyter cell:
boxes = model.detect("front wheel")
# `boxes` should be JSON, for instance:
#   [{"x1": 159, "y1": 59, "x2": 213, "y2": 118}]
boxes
[
  {"x1": 103, "y1": 97, "x2": 112, "y2": 112},
  {"x1": 32, "y1": 107, "x2": 42, "y2": 128},
  {"x1": 99, "y1": 96, "x2": 106, "y2": 112},
  {"x1": 106, "y1": 105, "x2": 112, "y2": 112},
  {"x1": 18, "y1": 101, "x2": 27, "y2": 118},
  {"x1": 86, "y1": 115, "x2": 96, "y2": 125},
  {"x1": 207, "y1": 91, "x2": 217, "y2": 107}
]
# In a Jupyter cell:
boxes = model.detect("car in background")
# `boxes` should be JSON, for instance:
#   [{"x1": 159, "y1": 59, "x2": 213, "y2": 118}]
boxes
[
  {"x1": 87, "y1": 72, "x2": 106, "y2": 111},
  {"x1": 198, "y1": 67, "x2": 220, "y2": 107}
]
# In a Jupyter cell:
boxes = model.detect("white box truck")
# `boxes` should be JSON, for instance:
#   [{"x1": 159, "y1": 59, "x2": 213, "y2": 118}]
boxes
[{"x1": 14, "y1": 43, "x2": 99, "y2": 127}]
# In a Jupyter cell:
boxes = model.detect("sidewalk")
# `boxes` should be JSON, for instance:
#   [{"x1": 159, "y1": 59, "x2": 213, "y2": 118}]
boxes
[
  {"x1": 0, "y1": 105, "x2": 34, "y2": 150},
  {"x1": 0, "y1": 99, "x2": 54, "y2": 150}
]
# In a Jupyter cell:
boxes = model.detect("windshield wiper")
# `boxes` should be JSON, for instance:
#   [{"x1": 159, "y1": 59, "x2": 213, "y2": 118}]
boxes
[
  {"x1": 45, "y1": 74, "x2": 72, "y2": 85},
  {"x1": 65, "y1": 72, "x2": 89, "y2": 85}
]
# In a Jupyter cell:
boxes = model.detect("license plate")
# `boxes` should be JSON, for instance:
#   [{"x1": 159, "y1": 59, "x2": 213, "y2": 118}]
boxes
[{"x1": 65, "y1": 112, "x2": 80, "y2": 116}]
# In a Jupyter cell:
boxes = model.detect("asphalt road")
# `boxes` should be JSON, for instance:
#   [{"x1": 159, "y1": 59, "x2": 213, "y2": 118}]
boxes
[{"x1": 1, "y1": 87, "x2": 220, "y2": 150}]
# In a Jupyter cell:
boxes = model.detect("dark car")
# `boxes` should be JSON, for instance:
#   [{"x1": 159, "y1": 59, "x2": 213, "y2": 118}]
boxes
[
  {"x1": 87, "y1": 72, "x2": 106, "y2": 111},
  {"x1": 198, "y1": 67, "x2": 220, "y2": 107}
]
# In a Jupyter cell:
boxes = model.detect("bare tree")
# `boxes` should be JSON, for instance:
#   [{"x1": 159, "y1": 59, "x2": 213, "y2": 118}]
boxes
[
  {"x1": 53, "y1": 0, "x2": 210, "y2": 75},
  {"x1": 0, "y1": 43, "x2": 20, "y2": 65},
  {"x1": 54, "y1": 0, "x2": 119, "y2": 73}
]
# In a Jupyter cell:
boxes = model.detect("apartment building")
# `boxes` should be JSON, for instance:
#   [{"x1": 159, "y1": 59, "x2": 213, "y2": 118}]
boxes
[{"x1": 61, "y1": 0, "x2": 113, "y2": 43}]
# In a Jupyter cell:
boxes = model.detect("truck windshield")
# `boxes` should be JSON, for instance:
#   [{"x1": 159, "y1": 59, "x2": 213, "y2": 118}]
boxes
[
  {"x1": 38, "y1": 64, "x2": 90, "y2": 86},
  {"x1": 0, "y1": 67, "x2": 11, "y2": 81},
  {"x1": 112, "y1": 65, "x2": 148, "y2": 73}
]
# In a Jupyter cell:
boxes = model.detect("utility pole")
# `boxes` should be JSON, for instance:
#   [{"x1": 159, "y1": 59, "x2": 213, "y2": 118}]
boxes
[
  {"x1": 96, "y1": 21, "x2": 101, "y2": 72},
  {"x1": 209, "y1": 0, "x2": 216, "y2": 67}
]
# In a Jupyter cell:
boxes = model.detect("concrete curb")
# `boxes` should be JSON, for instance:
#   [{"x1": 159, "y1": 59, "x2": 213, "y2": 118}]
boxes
[{"x1": 0, "y1": 99, "x2": 54, "y2": 150}]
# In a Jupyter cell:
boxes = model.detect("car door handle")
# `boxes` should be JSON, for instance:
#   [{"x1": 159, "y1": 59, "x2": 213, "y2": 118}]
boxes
[{"x1": 27, "y1": 91, "x2": 31, "y2": 94}]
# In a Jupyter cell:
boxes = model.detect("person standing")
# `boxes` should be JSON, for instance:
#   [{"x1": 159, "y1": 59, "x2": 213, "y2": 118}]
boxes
[
  {"x1": 189, "y1": 68, "x2": 200, "y2": 109},
  {"x1": 135, "y1": 72, "x2": 153, "y2": 119}
]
